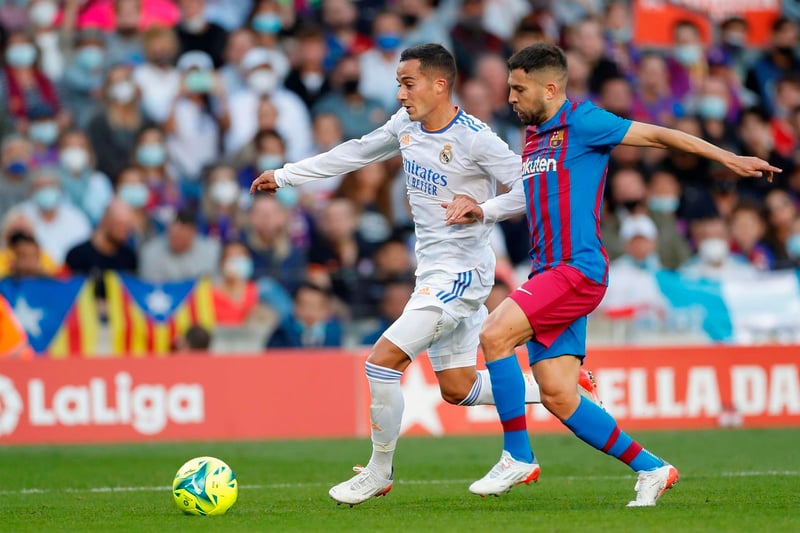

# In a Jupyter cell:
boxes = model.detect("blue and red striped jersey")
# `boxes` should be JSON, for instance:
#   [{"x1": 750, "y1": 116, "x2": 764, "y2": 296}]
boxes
[{"x1": 522, "y1": 100, "x2": 631, "y2": 286}]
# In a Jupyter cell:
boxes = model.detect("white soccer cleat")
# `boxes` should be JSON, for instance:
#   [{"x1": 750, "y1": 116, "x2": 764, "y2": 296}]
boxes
[
  {"x1": 469, "y1": 450, "x2": 540, "y2": 497},
  {"x1": 328, "y1": 465, "x2": 393, "y2": 506},
  {"x1": 626, "y1": 464, "x2": 679, "y2": 507}
]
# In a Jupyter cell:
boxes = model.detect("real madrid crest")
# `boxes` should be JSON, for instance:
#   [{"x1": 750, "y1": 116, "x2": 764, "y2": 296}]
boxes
[
  {"x1": 439, "y1": 144, "x2": 453, "y2": 164},
  {"x1": 550, "y1": 129, "x2": 564, "y2": 148}
]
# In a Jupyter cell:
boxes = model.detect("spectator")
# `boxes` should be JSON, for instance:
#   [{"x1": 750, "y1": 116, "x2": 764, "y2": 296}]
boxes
[
  {"x1": 358, "y1": 12, "x2": 405, "y2": 114},
  {"x1": 244, "y1": 194, "x2": 307, "y2": 293},
  {"x1": 5, "y1": 230, "x2": 47, "y2": 278},
  {"x1": 565, "y1": 49, "x2": 593, "y2": 102},
  {"x1": 321, "y1": 0, "x2": 372, "y2": 69},
  {"x1": 712, "y1": 16, "x2": 753, "y2": 81},
  {"x1": 60, "y1": 29, "x2": 108, "y2": 129},
  {"x1": 267, "y1": 281, "x2": 343, "y2": 348},
  {"x1": 569, "y1": 17, "x2": 621, "y2": 96},
  {"x1": 284, "y1": 25, "x2": 332, "y2": 113},
  {"x1": 764, "y1": 189, "x2": 798, "y2": 266},
  {"x1": 0, "y1": 135, "x2": 34, "y2": 218},
  {"x1": 236, "y1": 127, "x2": 285, "y2": 189},
  {"x1": 356, "y1": 237, "x2": 415, "y2": 317},
  {"x1": 680, "y1": 217, "x2": 757, "y2": 281},
  {"x1": 171, "y1": 324, "x2": 212, "y2": 352},
  {"x1": 474, "y1": 53, "x2": 522, "y2": 141},
  {"x1": 206, "y1": 0, "x2": 254, "y2": 32},
  {"x1": 729, "y1": 201, "x2": 775, "y2": 271},
  {"x1": 509, "y1": 18, "x2": 547, "y2": 54},
  {"x1": 694, "y1": 75, "x2": 740, "y2": 152},
  {"x1": 631, "y1": 53, "x2": 682, "y2": 127},
  {"x1": 400, "y1": 0, "x2": 458, "y2": 52},
  {"x1": 0, "y1": 208, "x2": 58, "y2": 277},
  {"x1": 64, "y1": 199, "x2": 138, "y2": 299},
  {"x1": 28, "y1": 0, "x2": 64, "y2": 81},
  {"x1": 27, "y1": 107, "x2": 61, "y2": 166},
  {"x1": 782, "y1": 214, "x2": 800, "y2": 269},
  {"x1": 105, "y1": 0, "x2": 146, "y2": 65},
  {"x1": 333, "y1": 162, "x2": 393, "y2": 257},
  {"x1": 133, "y1": 26, "x2": 182, "y2": 124},
  {"x1": 597, "y1": 76, "x2": 633, "y2": 118},
  {"x1": 770, "y1": 75, "x2": 800, "y2": 159},
  {"x1": 86, "y1": 64, "x2": 154, "y2": 182},
  {"x1": 360, "y1": 278, "x2": 414, "y2": 345},
  {"x1": 199, "y1": 164, "x2": 243, "y2": 241},
  {"x1": 17, "y1": 167, "x2": 91, "y2": 266},
  {"x1": 57, "y1": 129, "x2": 113, "y2": 225},
  {"x1": 458, "y1": 75, "x2": 521, "y2": 150},
  {"x1": 247, "y1": 0, "x2": 287, "y2": 51},
  {"x1": 130, "y1": 127, "x2": 182, "y2": 230},
  {"x1": 114, "y1": 165, "x2": 158, "y2": 245},
  {"x1": 737, "y1": 107, "x2": 789, "y2": 200},
  {"x1": 175, "y1": 0, "x2": 229, "y2": 68},
  {"x1": 667, "y1": 19, "x2": 707, "y2": 100},
  {"x1": 218, "y1": 28, "x2": 256, "y2": 96},
  {"x1": 226, "y1": 47, "x2": 311, "y2": 161},
  {"x1": 450, "y1": 0, "x2": 508, "y2": 79},
  {"x1": 211, "y1": 239, "x2": 272, "y2": 326},
  {"x1": 313, "y1": 54, "x2": 387, "y2": 141},
  {"x1": 138, "y1": 207, "x2": 220, "y2": 282},
  {"x1": 746, "y1": 17, "x2": 800, "y2": 115},
  {"x1": 1, "y1": 29, "x2": 64, "y2": 133}
]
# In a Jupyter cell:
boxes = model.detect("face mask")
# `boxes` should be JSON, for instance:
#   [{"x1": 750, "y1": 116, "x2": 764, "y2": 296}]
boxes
[
  {"x1": 29, "y1": 1, "x2": 57, "y2": 28},
  {"x1": 136, "y1": 143, "x2": 166, "y2": 167},
  {"x1": 5, "y1": 43, "x2": 37, "y2": 67},
  {"x1": 5, "y1": 160, "x2": 28, "y2": 176},
  {"x1": 210, "y1": 180, "x2": 239, "y2": 206},
  {"x1": 252, "y1": 13, "x2": 282, "y2": 34},
  {"x1": 674, "y1": 44, "x2": 702, "y2": 66},
  {"x1": 342, "y1": 78, "x2": 360, "y2": 95},
  {"x1": 647, "y1": 196, "x2": 679, "y2": 213},
  {"x1": 182, "y1": 15, "x2": 206, "y2": 34},
  {"x1": 108, "y1": 80, "x2": 136, "y2": 104},
  {"x1": 118, "y1": 182, "x2": 149, "y2": 208},
  {"x1": 699, "y1": 237, "x2": 729, "y2": 264},
  {"x1": 723, "y1": 32, "x2": 746, "y2": 48},
  {"x1": 787, "y1": 234, "x2": 800, "y2": 260},
  {"x1": 76, "y1": 45, "x2": 104, "y2": 70},
  {"x1": 29, "y1": 120, "x2": 58, "y2": 145},
  {"x1": 185, "y1": 70, "x2": 214, "y2": 93},
  {"x1": 609, "y1": 27, "x2": 631, "y2": 44},
  {"x1": 224, "y1": 255, "x2": 254, "y2": 280},
  {"x1": 376, "y1": 33, "x2": 402, "y2": 51},
  {"x1": 59, "y1": 146, "x2": 90, "y2": 173},
  {"x1": 247, "y1": 70, "x2": 278, "y2": 95},
  {"x1": 274, "y1": 186, "x2": 298, "y2": 208},
  {"x1": 621, "y1": 199, "x2": 643, "y2": 213},
  {"x1": 698, "y1": 95, "x2": 728, "y2": 121},
  {"x1": 258, "y1": 154, "x2": 284, "y2": 171},
  {"x1": 33, "y1": 185, "x2": 61, "y2": 211}
]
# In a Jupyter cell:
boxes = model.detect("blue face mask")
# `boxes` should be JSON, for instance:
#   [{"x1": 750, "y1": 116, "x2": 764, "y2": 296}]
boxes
[
  {"x1": 136, "y1": 143, "x2": 166, "y2": 167},
  {"x1": 5, "y1": 43, "x2": 37, "y2": 67},
  {"x1": 258, "y1": 154, "x2": 284, "y2": 171},
  {"x1": 698, "y1": 96, "x2": 728, "y2": 121},
  {"x1": 76, "y1": 45, "x2": 105, "y2": 71},
  {"x1": 28, "y1": 120, "x2": 59, "y2": 146},
  {"x1": 647, "y1": 196, "x2": 680, "y2": 213},
  {"x1": 184, "y1": 70, "x2": 214, "y2": 93},
  {"x1": 252, "y1": 13, "x2": 282, "y2": 34},
  {"x1": 118, "y1": 182, "x2": 150, "y2": 208},
  {"x1": 787, "y1": 234, "x2": 800, "y2": 260},
  {"x1": 33, "y1": 186, "x2": 61, "y2": 211},
  {"x1": 274, "y1": 186, "x2": 299, "y2": 208},
  {"x1": 674, "y1": 44, "x2": 702, "y2": 66},
  {"x1": 376, "y1": 33, "x2": 402, "y2": 51},
  {"x1": 224, "y1": 255, "x2": 254, "y2": 280},
  {"x1": 5, "y1": 160, "x2": 28, "y2": 176}
]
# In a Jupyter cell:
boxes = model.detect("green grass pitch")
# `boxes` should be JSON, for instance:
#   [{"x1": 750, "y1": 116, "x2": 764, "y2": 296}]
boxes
[{"x1": 1, "y1": 428, "x2": 798, "y2": 532}]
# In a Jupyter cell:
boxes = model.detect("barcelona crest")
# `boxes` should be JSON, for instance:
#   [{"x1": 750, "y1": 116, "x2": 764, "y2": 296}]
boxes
[{"x1": 550, "y1": 129, "x2": 564, "y2": 148}]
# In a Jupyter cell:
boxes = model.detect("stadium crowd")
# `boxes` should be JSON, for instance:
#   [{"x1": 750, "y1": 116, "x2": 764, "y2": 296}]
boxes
[{"x1": 0, "y1": 0, "x2": 799, "y2": 351}]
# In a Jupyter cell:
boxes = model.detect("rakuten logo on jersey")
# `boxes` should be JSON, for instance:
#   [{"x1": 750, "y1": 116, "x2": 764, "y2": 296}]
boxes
[
  {"x1": 2, "y1": 372, "x2": 204, "y2": 436},
  {"x1": 522, "y1": 157, "x2": 557, "y2": 175}
]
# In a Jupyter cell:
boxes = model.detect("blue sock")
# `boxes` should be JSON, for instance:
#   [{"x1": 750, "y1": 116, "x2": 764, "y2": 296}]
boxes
[
  {"x1": 486, "y1": 355, "x2": 533, "y2": 463},
  {"x1": 563, "y1": 396, "x2": 664, "y2": 472}
]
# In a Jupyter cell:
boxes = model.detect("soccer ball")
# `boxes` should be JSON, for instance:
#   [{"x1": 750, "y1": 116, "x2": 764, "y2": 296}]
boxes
[{"x1": 172, "y1": 456, "x2": 238, "y2": 516}]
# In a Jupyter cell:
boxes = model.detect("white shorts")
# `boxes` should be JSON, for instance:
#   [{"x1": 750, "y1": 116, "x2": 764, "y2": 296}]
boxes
[{"x1": 382, "y1": 269, "x2": 492, "y2": 372}]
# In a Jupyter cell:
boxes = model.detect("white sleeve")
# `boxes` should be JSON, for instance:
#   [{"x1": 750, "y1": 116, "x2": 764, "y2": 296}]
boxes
[
  {"x1": 275, "y1": 115, "x2": 401, "y2": 187},
  {"x1": 469, "y1": 129, "x2": 528, "y2": 223}
]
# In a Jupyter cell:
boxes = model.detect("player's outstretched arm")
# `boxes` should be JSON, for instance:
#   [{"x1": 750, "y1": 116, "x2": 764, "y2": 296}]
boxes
[
  {"x1": 621, "y1": 122, "x2": 782, "y2": 181},
  {"x1": 250, "y1": 170, "x2": 279, "y2": 195}
]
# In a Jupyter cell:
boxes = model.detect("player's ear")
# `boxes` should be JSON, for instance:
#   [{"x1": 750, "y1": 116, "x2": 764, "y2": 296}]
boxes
[
  {"x1": 544, "y1": 81, "x2": 558, "y2": 100},
  {"x1": 434, "y1": 77, "x2": 447, "y2": 95}
]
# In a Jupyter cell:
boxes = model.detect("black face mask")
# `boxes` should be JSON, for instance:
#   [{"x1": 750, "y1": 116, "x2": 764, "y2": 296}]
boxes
[
  {"x1": 621, "y1": 199, "x2": 643, "y2": 212},
  {"x1": 342, "y1": 78, "x2": 360, "y2": 95},
  {"x1": 402, "y1": 14, "x2": 419, "y2": 27},
  {"x1": 775, "y1": 46, "x2": 796, "y2": 57}
]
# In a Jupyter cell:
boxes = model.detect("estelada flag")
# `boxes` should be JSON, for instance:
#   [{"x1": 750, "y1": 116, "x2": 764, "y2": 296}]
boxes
[{"x1": 104, "y1": 272, "x2": 215, "y2": 356}]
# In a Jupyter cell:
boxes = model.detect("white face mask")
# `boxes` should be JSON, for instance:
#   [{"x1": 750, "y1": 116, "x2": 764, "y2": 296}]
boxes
[
  {"x1": 699, "y1": 237, "x2": 729, "y2": 264},
  {"x1": 29, "y1": 1, "x2": 58, "y2": 28},
  {"x1": 183, "y1": 15, "x2": 206, "y2": 34},
  {"x1": 247, "y1": 70, "x2": 278, "y2": 95},
  {"x1": 210, "y1": 180, "x2": 240, "y2": 206},
  {"x1": 59, "y1": 147, "x2": 90, "y2": 173},
  {"x1": 108, "y1": 80, "x2": 136, "y2": 104}
]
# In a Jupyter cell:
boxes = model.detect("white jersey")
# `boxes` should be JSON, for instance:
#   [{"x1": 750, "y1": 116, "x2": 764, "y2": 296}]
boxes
[{"x1": 274, "y1": 108, "x2": 522, "y2": 279}]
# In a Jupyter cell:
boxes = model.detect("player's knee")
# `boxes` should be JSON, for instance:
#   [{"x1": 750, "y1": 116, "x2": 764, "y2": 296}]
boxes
[
  {"x1": 479, "y1": 317, "x2": 512, "y2": 358},
  {"x1": 540, "y1": 388, "x2": 580, "y2": 420},
  {"x1": 439, "y1": 382, "x2": 470, "y2": 405}
]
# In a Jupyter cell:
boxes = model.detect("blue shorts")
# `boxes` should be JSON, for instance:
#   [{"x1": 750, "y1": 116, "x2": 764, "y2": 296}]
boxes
[{"x1": 526, "y1": 315, "x2": 587, "y2": 365}]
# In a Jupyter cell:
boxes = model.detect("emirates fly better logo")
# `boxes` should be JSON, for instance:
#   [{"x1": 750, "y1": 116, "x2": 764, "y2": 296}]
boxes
[{"x1": 0, "y1": 375, "x2": 23, "y2": 436}]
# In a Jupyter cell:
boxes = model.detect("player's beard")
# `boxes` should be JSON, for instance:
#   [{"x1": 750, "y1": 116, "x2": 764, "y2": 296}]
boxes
[{"x1": 520, "y1": 99, "x2": 548, "y2": 126}]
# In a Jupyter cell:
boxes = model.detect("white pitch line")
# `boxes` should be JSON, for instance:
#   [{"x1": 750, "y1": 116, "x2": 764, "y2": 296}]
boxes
[{"x1": 0, "y1": 471, "x2": 796, "y2": 497}]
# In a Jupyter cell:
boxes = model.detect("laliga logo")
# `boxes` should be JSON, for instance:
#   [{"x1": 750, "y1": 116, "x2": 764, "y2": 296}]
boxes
[{"x1": 0, "y1": 375, "x2": 23, "y2": 437}]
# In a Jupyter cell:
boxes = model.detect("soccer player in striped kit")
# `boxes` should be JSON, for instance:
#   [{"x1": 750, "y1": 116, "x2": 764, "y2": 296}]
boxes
[
  {"x1": 445, "y1": 43, "x2": 780, "y2": 506},
  {"x1": 251, "y1": 43, "x2": 602, "y2": 506}
]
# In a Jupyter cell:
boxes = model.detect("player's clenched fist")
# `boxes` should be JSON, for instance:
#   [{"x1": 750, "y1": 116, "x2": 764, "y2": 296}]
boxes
[{"x1": 249, "y1": 169, "x2": 279, "y2": 194}]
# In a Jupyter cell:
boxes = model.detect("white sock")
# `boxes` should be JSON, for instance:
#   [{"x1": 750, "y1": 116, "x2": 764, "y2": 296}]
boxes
[
  {"x1": 365, "y1": 362, "x2": 404, "y2": 478},
  {"x1": 462, "y1": 369, "x2": 542, "y2": 405}
]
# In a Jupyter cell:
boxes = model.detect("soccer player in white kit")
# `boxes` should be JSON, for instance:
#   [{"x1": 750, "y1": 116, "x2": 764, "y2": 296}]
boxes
[{"x1": 250, "y1": 44, "x2": 599, "y2": 506}]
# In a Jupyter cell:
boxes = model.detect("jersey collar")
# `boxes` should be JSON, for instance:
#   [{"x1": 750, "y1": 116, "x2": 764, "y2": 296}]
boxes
[{"x1": 420, "y1": 107, "x2": 462, "y2": 134}]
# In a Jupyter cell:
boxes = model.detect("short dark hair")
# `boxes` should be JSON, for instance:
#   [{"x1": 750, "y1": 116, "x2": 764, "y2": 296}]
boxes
[
  {"x1": 293, "y1": 281, "x2": 331, "y2": 300},
  {"x1": 8, "y1": 231, "x2": 37, "y2": 248},
  {"x1": 399, "y1": 43, "x2": 457, "y2": 91},
  {"x1": 507, "y1": 43, "x2": 567, "y2": 77},
  {"x1": 184, "y1": 325, "x2": 211, "y2": 350}
]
